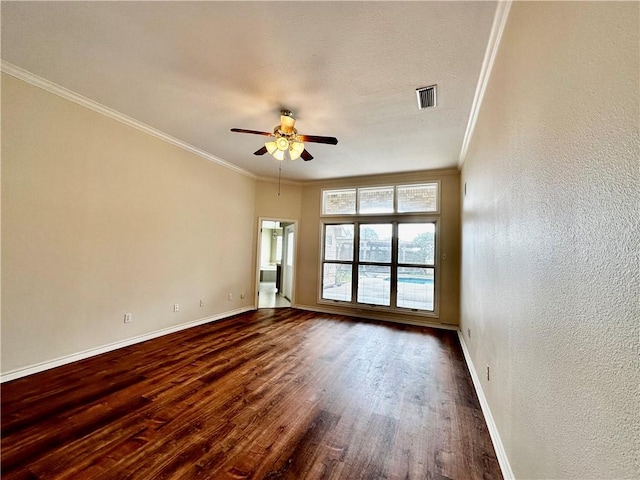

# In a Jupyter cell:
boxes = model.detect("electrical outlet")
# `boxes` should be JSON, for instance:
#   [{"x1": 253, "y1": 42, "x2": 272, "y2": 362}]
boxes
[
  {"x1": 467, "y1": 328, "x2": 471, "y2": 338},
  {"x1": 200, "y1": 300, "x2": 204, "y2": 307},
  {"x1": 486, "y1": 365, "x2": 490, "y2": 381},
  {"x1": 124, "y1": 313, "x2": 132, "y2": 324},
  {"x1": 240, "y1": 293, "x2": 245, "y2": 299},
  {"x1": 174, "y1": 304, "x2": 179, "y2": 312},
  {"x1": 228, "y1": 293, "x2": 233, "y2": 301}
]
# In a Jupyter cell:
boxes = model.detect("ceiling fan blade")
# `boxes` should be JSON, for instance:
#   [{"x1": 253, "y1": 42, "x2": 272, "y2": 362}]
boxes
[
  {"x1": 301, "y1": 149, "x2": 314, "y2": 161},
  {"x1": 298, "y1": 134, "x2": 338, "y2": 145},
  {"x1": 230, "y1": 128, "x2": 274, "y2": 137},
  {"x1": 253, "y1": 146, "x2": 268, "y2": 156}
]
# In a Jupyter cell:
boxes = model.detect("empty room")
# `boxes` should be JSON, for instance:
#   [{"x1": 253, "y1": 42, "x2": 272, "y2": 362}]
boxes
[{"x1": 1, "y1": 2, "x2": 638, "y2": 479}]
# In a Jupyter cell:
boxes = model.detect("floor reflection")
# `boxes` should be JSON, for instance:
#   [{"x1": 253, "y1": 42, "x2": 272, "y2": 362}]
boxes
[{"x1": 258, "y1": 282, "x2": 291, "y2": 308}]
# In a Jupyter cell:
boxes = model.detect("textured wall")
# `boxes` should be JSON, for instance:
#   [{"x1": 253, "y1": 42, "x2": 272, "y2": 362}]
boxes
[
  {"x1": 460, "y1": 2, "x2": 639, "y2": 478},
  {"x1": 2, "y1": 74, "x2": 257, "y2": 374}
]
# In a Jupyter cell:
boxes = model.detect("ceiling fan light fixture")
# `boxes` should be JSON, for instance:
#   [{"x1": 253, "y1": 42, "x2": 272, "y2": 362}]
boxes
[
  {"x1": 272, "y1": 149, "x2": 285, "y2": 161},
  {"x1": 276, "y1": 137, "x2": 289, "y2": 151},
  {"x1": 265, "y1": 141, "x2": 278, "y2": 155},
  {"x1": 289, "y1": 141, "x2": 305, "y2": 160},
  {"x1": 231, "y1": 109, "x2": 338, "y2": 163}
]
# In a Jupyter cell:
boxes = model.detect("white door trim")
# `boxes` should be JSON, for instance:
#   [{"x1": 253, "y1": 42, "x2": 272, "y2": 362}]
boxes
[{"x1": 255, "y1": 217, "x2": 298, "y2": 309}]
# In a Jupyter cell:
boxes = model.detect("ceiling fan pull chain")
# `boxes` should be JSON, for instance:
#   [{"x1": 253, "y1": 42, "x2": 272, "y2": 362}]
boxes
[{"x1": 278, "y1": 163, "x2": 281, "y2": 197}]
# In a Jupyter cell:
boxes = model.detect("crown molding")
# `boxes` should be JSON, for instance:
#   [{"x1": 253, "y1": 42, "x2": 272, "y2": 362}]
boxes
[
  {"x1": 458, "y1": 1, "x2": 512, "y2": 169},
  {"x1": 0, "y1": 61, "x2": 257, "y2": 180},
  {"x1": 301, "y1": 167, "x2": 460, "y2": 188}
]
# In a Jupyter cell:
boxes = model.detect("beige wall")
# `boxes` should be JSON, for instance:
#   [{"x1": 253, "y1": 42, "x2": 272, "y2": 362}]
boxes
[
  {"x1": 253, "y1": 180, "x2": 302, "y2": 300},
  {"x1": 1, "y1": 74, "x2": 257, "y2": 375},
  {"x1": 254, "y1": 180, "x2": 302, "y2": 222},
  {"x1": 296, "y1": 170, "x2": 461, "y2": 327},
  {"x1": 460, "y1": 2, "x2": 639, "y2": 478}
]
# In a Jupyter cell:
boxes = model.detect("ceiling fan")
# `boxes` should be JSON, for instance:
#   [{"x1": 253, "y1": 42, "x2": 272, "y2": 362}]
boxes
[{"x1": 231, "y1": 110, "x2": 338, "y2": 161}]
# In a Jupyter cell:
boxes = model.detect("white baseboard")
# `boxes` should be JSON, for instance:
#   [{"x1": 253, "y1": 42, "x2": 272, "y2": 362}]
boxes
[
  {"x1": 457, "y1": 330, "x2": 515, "y2": 479},
  {"x1": 293, "y1": 303, "x2": 458, "y2": 331},
  {"x1": 1, "y1": 306, "x2": 254, "y2": 383}
]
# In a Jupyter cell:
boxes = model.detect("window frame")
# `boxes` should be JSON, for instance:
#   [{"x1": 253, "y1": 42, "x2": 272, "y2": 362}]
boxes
[
  {"x1": 321, "y1": 181, "x2": 441, "y2": 217},
  {"x1": 321, "y1": 223, "x2": 355, "y2": 303},
  {"x1": 319, "y1": 214, "x2": 440, "y2": 318}
]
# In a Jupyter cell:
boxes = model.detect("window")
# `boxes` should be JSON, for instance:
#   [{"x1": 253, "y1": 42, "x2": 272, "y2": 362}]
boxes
[
  {"x1": 322, "y1": 224, "x2": 354, "y2": 302},
  {"x1": 358, "y1": 224, "x2": 392, "y2": 306},
  {"x1": 322, "y1": 182, "x2": 438, "y2": 216},
  {"x1": 275, "y1": 236, "x2": 283, "y2": 262},
  {"x1": 320, "y1": 182, "x2": 439, "y2": 314},
  {"x1": 358, "y1": 187, "x2": 394, "y2": 214},
  {"x1": 322, "y1": 189, "x2": 356, "y2": 215},
  {"x1": 396, "y1": 223, "x2": 435, "y2": 310},
  {"x1": 397, "y1": 184, "x2": 438, "y2": 213},
  {"x1": 321, "y1": 221, "x2": 436, "y2": 313}
]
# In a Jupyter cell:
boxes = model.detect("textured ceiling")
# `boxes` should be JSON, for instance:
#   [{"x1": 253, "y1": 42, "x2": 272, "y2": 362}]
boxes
[{"x1": 1, "y1": 1, "x2": 497, "y2": 181}]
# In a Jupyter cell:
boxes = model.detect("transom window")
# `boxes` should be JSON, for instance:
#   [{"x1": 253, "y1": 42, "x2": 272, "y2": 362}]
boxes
[
  {"x1": 322, "y1": 183, "x2": 438, "y2": 216},
  {"x1": 320, "y1": 182, "x2": 439, "y2": 314}
]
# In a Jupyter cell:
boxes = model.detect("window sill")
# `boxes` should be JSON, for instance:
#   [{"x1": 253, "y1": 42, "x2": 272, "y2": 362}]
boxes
[{"x1": 317, "y1": 299, "x2": 439, "y2": 319}]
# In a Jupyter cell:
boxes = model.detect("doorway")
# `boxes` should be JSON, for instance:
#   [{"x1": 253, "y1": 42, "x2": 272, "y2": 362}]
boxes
[{"x1": 257, "y1": 219, "x2": 295, "y2": 308}]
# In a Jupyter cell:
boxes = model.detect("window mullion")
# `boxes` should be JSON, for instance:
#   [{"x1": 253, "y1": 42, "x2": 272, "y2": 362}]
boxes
[
  {"x1": 390, "y1": 222, "x2": 398, "y2": 308},
  {"x1": 393, "y1": 186, "x2": 398, "y2": 213},
  {"x1": 351, "y1": 222, "x2": 359, "y2": 305},
  {"x1": 397, "y1": 262, "x2": 435, "y2": 268}
]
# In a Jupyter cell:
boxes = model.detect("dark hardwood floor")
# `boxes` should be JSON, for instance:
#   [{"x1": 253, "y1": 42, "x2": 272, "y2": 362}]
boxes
[{"x1": 1, "y1": 309, "x2": 502, "y2": 479}]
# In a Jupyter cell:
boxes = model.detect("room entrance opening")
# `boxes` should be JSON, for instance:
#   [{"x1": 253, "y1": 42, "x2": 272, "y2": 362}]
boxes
[{"x1": 257, "y1": 219, "x2": 295, "y2": 308}]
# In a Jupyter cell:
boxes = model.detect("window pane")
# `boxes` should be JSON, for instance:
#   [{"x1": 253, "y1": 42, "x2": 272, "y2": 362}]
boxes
[
  {"x1": 276, "y1": 236, "x2": 283, "y2": 262},
  {"x1": 357, "y1": 265, "x2": 390, "y2": 306},
  {"x1": 323, "y1": 189, "x2": 356, "y2": 215},
  {"x1": 397, "y1": 184, "x2": 438, "y2": 213},
  {"x1": 359, "y1": 224, "x2": 392, "y2": 263},
  {"x1": 286, "y1": 231, "x2": 294, "y2": 266},
  {"x1": 397, "y1": 267, "x2": 434, "y2": 311},
  {"x1": 322, "y1": 263, "x2": 352, "y2": 302},
  {"x1": 324, "y1": 224, "x2": 354, "y2": 261},
  {"x1": 398, "y1": 223, "x2": 435, "y2": 265},
  {"x1": 358, "y1": 186, "x2": 394, "y2": 214}
]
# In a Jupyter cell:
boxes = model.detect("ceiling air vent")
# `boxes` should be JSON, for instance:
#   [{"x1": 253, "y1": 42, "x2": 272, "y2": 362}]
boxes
[{"x1": 416, "y1": 85, "x2": 437, "y2": 109}]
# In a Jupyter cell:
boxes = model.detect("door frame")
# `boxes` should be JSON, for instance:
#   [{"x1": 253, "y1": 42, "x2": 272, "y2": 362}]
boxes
[
  {"x1": 255, "y1": 217, "x2": 298, "y2": 309},
  {"x1": 282, "y1": 223, "x2": 295, "y2": 302}
]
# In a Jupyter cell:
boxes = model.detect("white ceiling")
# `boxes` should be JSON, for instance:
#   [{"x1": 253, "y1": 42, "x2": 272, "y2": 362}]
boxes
[{"x1": 1, "y1": 1, "x2": 497, "y2": 181}]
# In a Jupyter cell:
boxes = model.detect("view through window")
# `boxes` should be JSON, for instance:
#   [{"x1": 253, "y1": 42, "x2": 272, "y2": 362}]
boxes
[{"x1": 320, "y1": 183, "x2": 438, "y2": 313}]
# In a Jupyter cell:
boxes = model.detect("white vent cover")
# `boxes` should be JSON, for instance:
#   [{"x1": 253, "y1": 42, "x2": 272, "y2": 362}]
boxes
[{"x1": 416, "y1": 85, "x2": 437, "y2": 109}]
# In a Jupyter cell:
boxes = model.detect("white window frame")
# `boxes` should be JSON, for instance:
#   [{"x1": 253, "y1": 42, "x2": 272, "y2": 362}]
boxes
[
  {"x1": 318, "y1": 214, "x2": 440, "y2": 318},
  {"x1": 321, "y1": 181, "x2": 441, "y2": 217}
]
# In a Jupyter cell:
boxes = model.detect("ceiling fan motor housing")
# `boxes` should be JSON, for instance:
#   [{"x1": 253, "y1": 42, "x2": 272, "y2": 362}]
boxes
[{"x1": 279, "y1": 110, "x2": 296, "y2": 135}]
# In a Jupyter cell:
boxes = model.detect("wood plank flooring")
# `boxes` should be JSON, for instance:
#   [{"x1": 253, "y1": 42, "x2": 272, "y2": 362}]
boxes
[{"x1": 1, "y1": 309, "x2": 502, "y2": 479}]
